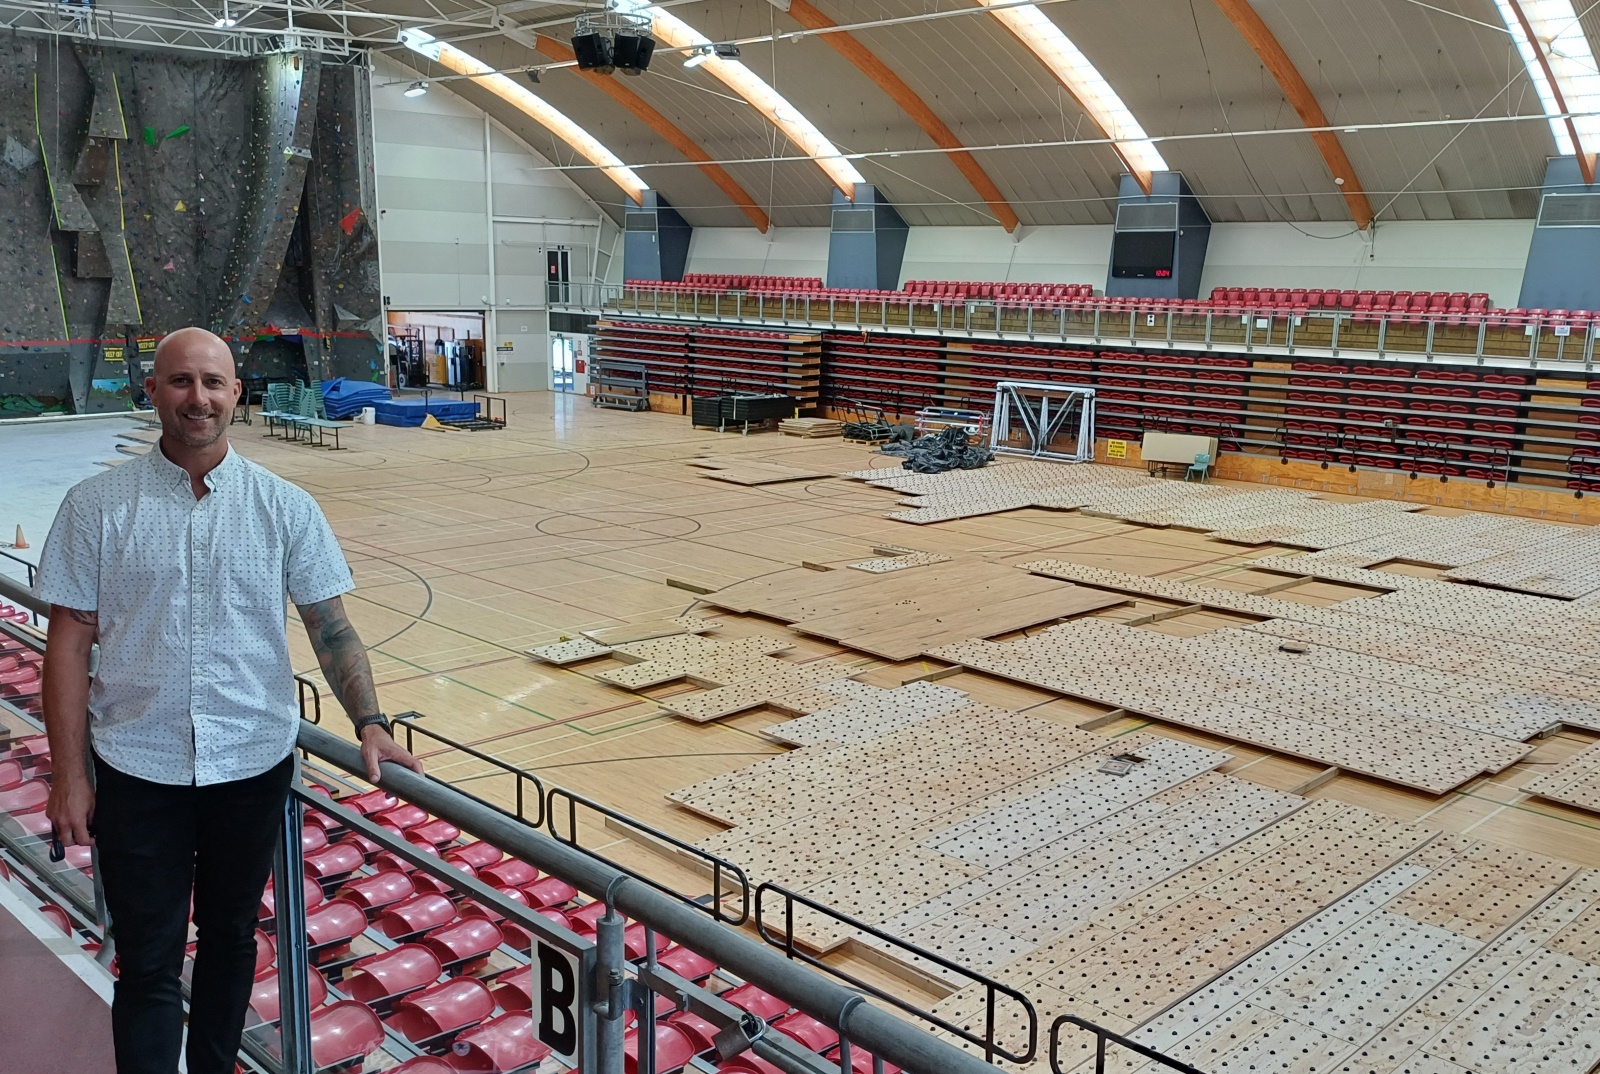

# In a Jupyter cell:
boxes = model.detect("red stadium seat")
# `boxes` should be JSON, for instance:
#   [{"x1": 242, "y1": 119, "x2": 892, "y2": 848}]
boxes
[
  {"x1": 718, "y1": 1058, "x2": 784, "y2": 1074},
  {"x1": 775, "y1": 1012, "x2": 839, "y2": 1052},
  {"x1": 308, "y1": 1001, "x2": 386, "y2": 1069},
  {"x1": 443, "y1": 841, "x2": 504, "y2": 871},
  {"x1": 0, "y1": 759, "x2": 25, "y2": 789},
  {"x1": 248, "y1": 966, "x2": 329, "y2": 1023},
  {"x1": 446, "y1": 1012, "x2": 551, "y2": 1072},
  {"x1": 478, "y1": 858, "x2": 538, "y2": 889},
  {"x1": 259, "y1": 874, "x2": 325, "y2": 921},
  {"x1": 341, "y1": 789, "x2": 399, "y2": 815},
  {"x1": 336, "y1": 869, "x2": 416, "y2": 912},
  {"x1": 389, "y1": 1058, "x2": 457, "y2": 1074},
  {"x1": 459, "y1": 885, "x2": 532, "y2": 924},
  {"x1": 523, "y1": 876, "x2": 578, "y2": 908},
  {"x1": 723, "y1": 983, "x2": 790, "y2": 1021},
  {"x1": 387, "y1": 976, "x2": 496, "y2": 1042},
  {"x1": 827, "y1": 1047, "x2": 904, "y2": 1074},
  {"x1": 374, "y1": 894, "x2": 458, "y2": 938},
  {"x1": 422, "y1": 917, "x2": 504, "y2": 966},
  {"x1": 373, "y1": 803, "x2": 429, "y2": 831},
  {"x1": 659, "y1": 944, "x2": 716, "y2": 982},
  {"x1": 304, "y1": 898, "x2": 367, "y2": 951},
  {"x1": 407, "y1": 818, "x2": 462, "y2": 846},
  {"x1": 0, "y1": 778, "x2": 48, "y2": 814},
  {"x1": 667, "y1": 1010, "x2": 721, "y2": 1052},
  {"x1": 488, "y1": 965, "x2": 534, "y2": 1011},
  {"x1": 344, "y1": 943, "x2": 444, "y2": 1005},
  {"x1": 627, "y1": 1024, "x2": 700, "y2": 1073},
  {"x1": 302, "y1": 841, "x2": 365, "y2": 881},
  {"x1": 255, "y1": 930, "x2": 276, "y2": 974}
]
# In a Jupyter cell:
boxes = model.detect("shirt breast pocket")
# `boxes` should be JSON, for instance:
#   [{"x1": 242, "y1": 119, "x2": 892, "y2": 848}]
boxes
[{"x1": 224, "y1": 557, "x2": 286, "y2": 611}]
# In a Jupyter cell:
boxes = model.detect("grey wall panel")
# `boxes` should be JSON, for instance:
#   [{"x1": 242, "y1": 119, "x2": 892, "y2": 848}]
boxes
[
  {"x1": 373, "y1": 109, "x2": 488, "y2": 152},
  {"x1": 492, "y1": 182, "x2": 600, "y2": 221},
  {"x1": 377, "y1": 175, "x2": 488, "y2": 214},
  {"x1": 373, "y1": 144, "x2": 485, "y2": 183}
]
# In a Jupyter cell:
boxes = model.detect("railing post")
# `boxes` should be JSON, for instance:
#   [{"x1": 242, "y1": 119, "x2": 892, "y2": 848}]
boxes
[
  {"x1": 593, "y1": 879, "x2": 629, "y2": 1074},
  {"x1": 1330, "y1": 311, "x2": 1340, "y2": 355},
  {"x1": 273, "y1": 783, "x2": 315, "y2": 1074}
]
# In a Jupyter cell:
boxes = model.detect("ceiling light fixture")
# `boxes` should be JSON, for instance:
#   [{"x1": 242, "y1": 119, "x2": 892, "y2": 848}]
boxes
[
  {"x1": 683, "y1": 46, "x2": 710, "y2": 68},
  {"x1": 976, "y1": 0, "x2": 1165, "y2": 187},
  {"x1": 1492, "y1": 0, "x2": 1600, "y2": 157},
  {"x1": 403, "y1": 80, "x2": 428, "y2": 97},
  {"x1": 612, "y1": 0, "x2": 863, "y2": 195},
  {"x1": 397, "y1": 28, "x2": 649, "y2": 204}
]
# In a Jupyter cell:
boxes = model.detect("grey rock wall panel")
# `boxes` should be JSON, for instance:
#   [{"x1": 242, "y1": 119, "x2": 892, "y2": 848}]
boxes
[
  {"x1": 1, "y1": 43, "x2": 379, "y2": 416},
  {"x1": 213, "y1": 52, "x2": 322, "y2": 337}
]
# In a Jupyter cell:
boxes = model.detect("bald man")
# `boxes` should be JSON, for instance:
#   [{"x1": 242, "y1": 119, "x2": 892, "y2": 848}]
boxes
[{"x1": 34, "y1": 328, "x2": 421, "y2": 1074}]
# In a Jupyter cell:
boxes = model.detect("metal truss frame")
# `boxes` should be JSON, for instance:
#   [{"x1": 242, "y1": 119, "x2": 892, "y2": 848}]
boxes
[
  {"x1": 990, "y1": 380, "x2": 1097, "y2": 462},
  {"x1": 0, "y1": 0, "x2": 502, "y2": 57}
]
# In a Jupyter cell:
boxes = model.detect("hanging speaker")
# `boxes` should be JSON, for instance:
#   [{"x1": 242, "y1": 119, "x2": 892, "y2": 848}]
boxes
[
  {"x1": 614, "y1": 33, "x2": 654, "y2": 74},
  {"x1": 572, "y1": 32, "x2": 614, "y2": 73}
]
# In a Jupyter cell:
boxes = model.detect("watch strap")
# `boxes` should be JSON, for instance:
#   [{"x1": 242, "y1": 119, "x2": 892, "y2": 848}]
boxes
[{"x1": 353, "y1": 713, "x2": 391, "y2": 735}]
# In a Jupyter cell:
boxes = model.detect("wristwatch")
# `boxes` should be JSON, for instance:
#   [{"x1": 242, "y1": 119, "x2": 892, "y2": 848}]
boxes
[{"x1": 353, "y1": 713, "x2": 392, "y2": 735}]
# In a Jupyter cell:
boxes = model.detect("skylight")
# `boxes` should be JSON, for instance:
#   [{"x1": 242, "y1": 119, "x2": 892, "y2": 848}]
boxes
[
  {"x1": 977, "y1": 0, "x2": 1166, "y2": 179},
  {"x1": 1494, "y1": 0, "x2": 1600, "y2": 157},
  {"x1": 610, "y1": 0, "x2": 866, "y2": 196},
  {"x1": 398, "y1": 28, "x2": 650, "y2": 204}
]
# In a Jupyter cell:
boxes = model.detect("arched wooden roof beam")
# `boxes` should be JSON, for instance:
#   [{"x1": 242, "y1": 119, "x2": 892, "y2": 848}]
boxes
[
  {"x1": 973, "y1": 0, "x2": 1164, "y2": 196},
  {"x1": 533, "y1": 34, "x2": 771, "y2": 231},
  {"x1": 786, "y1": 0, "x2": 1019, "y2": 231},
  {"x1": 1210, "y1": 0, "x2": 1376, "y2": 228}
]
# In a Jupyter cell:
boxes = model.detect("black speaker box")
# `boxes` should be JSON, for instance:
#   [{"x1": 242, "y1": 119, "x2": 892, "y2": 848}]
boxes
[
  {"x1": 572, "y1": 32, "x2": 614, "y2": 72},
  {"x1": 615, "y1": 33, "x2": 654, "y2": 74}
]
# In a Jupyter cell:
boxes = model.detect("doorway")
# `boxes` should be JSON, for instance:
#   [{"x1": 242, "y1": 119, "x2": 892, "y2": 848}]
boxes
[
  {"x1": 386, "y1": 311, "x2": 486, "y2": 391},
  {"x1": 550, "y1": 335, "x2": 576, "y2": 392}
]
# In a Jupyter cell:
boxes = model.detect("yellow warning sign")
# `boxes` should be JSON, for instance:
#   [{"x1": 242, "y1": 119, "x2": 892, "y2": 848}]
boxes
[
  {"x1": 103, "y1": 346, "x2": 125, "y2": 362},
  {"x1": 1107, "y1": 439, "x2": 1128, "y2": 459}
]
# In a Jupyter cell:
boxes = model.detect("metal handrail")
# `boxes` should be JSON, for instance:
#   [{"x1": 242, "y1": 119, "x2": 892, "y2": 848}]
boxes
[
  {"x1": 547, "y1": 782, "x2": 752, "y2": 926},
  {"x1": 0, "y1": 548, "x2": 40, "y2": 624},
  {"x1": 392, "y1": 711, "x2": 547, "y2": 828},
  {"x1": 297, "y1": 720, "x2": 1008, "y2": 1074},
  {"x1": 558, "y1": 284, "x2": 1600, "y2": 370},
  {"x1": 1050, "y1": 1014, "x2": 1206, "y2": 1074},
  {"x1": 392, "y1": 712, "x2": 751, "y2": 924},
  {"x1": 754, "y1": 881, "x2": 1038, "y2": 1066}
]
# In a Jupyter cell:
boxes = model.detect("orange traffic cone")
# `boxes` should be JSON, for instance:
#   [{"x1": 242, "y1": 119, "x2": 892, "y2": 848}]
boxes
[{"x1": 12, "y1": 526, "x2": 25, "y2": 550}]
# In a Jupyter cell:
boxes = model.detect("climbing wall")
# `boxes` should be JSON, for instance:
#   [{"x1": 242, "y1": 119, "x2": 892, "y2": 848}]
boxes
[
  {"x1": 303, "y1": 64, "x2": 383, "y2": 384},
  {"x1": 0, "y1": 41, "x2": 379, "y2": 417},
  {"x1": 212, "y1": 51, "x2": 321, "y2": 339},
  {"x1": 0, "y1": 39, "x2": 70, "y2": 413}
]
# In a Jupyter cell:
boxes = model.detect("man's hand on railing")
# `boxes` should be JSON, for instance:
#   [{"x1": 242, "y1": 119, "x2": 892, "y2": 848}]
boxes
[
  {"x1": 47, "y1": 770, "x2": 95, "y2": 847},
  {"x1": 359, "y1": 724, "x2": 425, "y2": 783}
]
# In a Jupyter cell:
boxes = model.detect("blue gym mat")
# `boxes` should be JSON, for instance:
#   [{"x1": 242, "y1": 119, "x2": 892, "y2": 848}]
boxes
[{"x1": 371, "y1": 398, "x2": 480, "y2": 427}]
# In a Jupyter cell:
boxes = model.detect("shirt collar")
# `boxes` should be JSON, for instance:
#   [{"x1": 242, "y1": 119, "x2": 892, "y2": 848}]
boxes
[{"x1": 148, "y1": 441, "x2": 239, "y2": 492}]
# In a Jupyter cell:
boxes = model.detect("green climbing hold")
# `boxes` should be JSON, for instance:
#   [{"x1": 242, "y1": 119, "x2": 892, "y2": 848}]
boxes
[
  {"x1": 165, "y1": 125, "x2": 190, "y2": 140},
  {"x1": 142, "y1": 126, "x2": 156, "y2": 146}
]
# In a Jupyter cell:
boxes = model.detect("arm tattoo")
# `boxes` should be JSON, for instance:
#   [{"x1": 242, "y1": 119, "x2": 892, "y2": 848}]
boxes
[
  {"x1": 65, "y1": 608, "x2": 98, "y2": 627},
  {"x1": 298, "y1": 597, "x2": 381, "y2": 724}
]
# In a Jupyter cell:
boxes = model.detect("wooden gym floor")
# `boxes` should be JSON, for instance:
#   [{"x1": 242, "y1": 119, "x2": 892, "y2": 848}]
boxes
[{"x1": 204, "y1": 391, "x2": 1600, "y2": 995}]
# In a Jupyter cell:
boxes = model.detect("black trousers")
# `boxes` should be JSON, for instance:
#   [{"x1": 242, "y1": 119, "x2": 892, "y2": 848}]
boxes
[{"x1": 93, "y1": 750, "x2": 295, "y2": 1074}]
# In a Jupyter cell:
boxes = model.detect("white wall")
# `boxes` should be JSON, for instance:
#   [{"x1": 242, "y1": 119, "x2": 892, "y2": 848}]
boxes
[
  {"x1": 370, "y1": 54, "x2": 612, "y2": 391},
  {"x1": 682, "y1": 228, "x2": 831, "y2": 280},
  {"x1": 680, "y1": 220, "x2": 1535, "y2": 309},
  {"x1": 1199, "y1": 221, "x2": 1534, "y2": 309}
]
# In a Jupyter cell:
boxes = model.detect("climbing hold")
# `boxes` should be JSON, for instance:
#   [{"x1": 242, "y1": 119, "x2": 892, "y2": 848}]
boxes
[
  {"x1": 162, "y1": 260, "x2": 175, "y2": 272},
  {"x1": 165, "y1": 125, "x2": 190, "y2": 140},
  {"x1": 174, "y1": 200, "x2": 186, "y2": 212},
  {"x1": 142, "y1": 127, "x2": 156, "y2": 146},
  {"x1": 339, "y1": 208, "x2": 361, "y2": 235}
]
